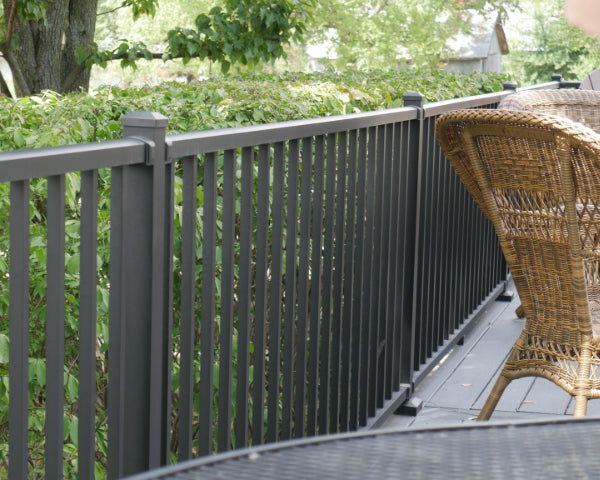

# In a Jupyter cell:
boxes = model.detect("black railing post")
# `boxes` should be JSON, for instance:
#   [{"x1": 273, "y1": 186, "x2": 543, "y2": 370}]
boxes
[
  {"x1": 552, "y1": 73, "x2": 581, "y2": 89},
  {"x1": 108, "y1": 112, "x2": 172, "y2": 478},
  {"x1": 503, "y1": 81, "x2": 518, "y2": 91},
  {"x1": 394, "y1": 93, "x2": 424, "y2": 414}
]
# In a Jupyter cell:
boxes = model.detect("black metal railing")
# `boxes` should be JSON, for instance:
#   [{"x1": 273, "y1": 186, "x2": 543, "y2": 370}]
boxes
[{"x1": 0, "y1": 77, "x2": 568, "y2": 479}]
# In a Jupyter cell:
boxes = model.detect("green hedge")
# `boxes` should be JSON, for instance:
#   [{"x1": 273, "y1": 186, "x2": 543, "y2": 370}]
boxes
[
  {"x1": 0, "y1": 69, "x2": 507, "y2": 478},
  {"x1": 0, "y1": 70, "x2": 506, "y2": 151}
]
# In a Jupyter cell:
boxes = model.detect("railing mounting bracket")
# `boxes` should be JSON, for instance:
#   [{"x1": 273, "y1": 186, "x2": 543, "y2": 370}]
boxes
[{"x1": 395, "y1": 396, "x2": 424, "y2": 417}]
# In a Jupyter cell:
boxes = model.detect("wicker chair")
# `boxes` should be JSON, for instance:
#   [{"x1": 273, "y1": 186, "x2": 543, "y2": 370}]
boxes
[
  {"x1": 436, "y1": 108, "x2": 600, "y2": 419},
  {"x1": 580, "y1": 68, "x2": 600, "y2": 90},
  {"x1": 498, "y1": 88, "x2": 600, "y2": 133},
  {"x1": 500, "y1": 89, "x2": 600, "y2": 319}
]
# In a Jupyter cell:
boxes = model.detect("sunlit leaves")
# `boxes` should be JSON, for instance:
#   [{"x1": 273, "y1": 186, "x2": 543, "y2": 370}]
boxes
[
  {"x1": 16, "y1": 0, "x2": 48, "y2": 22},
  {"x1": 76, "y1": 0, "x2": 314, "y2": 74},
  {"x1": 503, "y1": 0, "x2": 600, "y2": 84},
  {"x1": 126, "y1": 0, "x2": 158, "y2": 19},
  {"x1": 0, "y1": 69, "x2": 505, "y2": 152},
  {"x1": 163, "y1": 0, "x2": 314, "y2": 71},
  {"x1": 306, "y1": 0, "x2": 519, "y2": 70}
]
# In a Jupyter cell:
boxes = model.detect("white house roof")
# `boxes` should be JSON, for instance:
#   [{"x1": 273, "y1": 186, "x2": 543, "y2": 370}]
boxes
[{"x1": 447, "y1": 14, "x2": 509, "y2": 60}]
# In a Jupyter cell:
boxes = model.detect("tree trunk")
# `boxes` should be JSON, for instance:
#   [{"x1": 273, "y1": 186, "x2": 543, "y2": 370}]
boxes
[
  {"x1": 0, "y1": 71, "x2": 10, "y2": 97},
  {"x1": 1, "y1": 0, "x2": 98, "y2": 96},
  {"x1": 62, "y1": 0, "x2": 99, "y2": 92}
]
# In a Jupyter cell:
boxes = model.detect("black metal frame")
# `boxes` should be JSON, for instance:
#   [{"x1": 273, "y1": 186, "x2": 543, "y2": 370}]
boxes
[{"x1": 0, "y1": 77, "x2": 568, "y2": 479}]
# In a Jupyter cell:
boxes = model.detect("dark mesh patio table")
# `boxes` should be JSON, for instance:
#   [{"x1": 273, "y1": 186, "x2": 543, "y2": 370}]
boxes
[{"x1": 124, "y1": 417, "x2": 600, "y2": 479}]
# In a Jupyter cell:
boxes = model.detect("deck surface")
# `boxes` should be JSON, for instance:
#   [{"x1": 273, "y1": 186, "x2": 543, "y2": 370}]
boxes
[{"x1": 383, "y1": 284, "x2": 600, "y2": 430}]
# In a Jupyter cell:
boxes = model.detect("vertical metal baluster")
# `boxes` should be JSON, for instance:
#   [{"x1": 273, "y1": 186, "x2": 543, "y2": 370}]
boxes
[
  {"x1": 467, "y1": 178, "x2": 478, "y2": 314},
  {"x1": 235, "y1": 147, "x2": 254, "y2": 449},
  {"x1": 161, "y1": 155, "x2": 176, "y2": 466},
  {"x1": 282, "y1": 140, "x2": 299, "y2": 440},
  {"x1": 179, "y1": 155, "x2": 198, "y2": 461},
  {"x1": 426, "y1": 122, "x2": 439, "y2": 349},
  {"x1": 371, "y1": 125, "x2": 385, "y2": 409},
  {"x1": 437, "y1": 142, "x2": 455, "y2": 339},
  {"x1": 405, "y1": 106, "x2": 423, "y2": 389},
  {"x1": 46, "y1": 174, "x2": 66, "y2": 480},
  {"x1": 252, "y1": 144, "x2": 270, "y2": 446},
  {"x1": 330, "y1": 131, "x2": 347, "y2": 432},
  {"x1": 394, "y1": 121, "x2": 411, "y2": 391},
  {"x1": 294, "y1": 137, "x2": 313, "y2": 438},
  {"x1": 458, "y1": 184, "x2": 470, "y2": 323},
  {"x1": 198, "y1": 152, "x2": 217, "y2": 456},
  {"x1": 318, "y1": 133, "x2": 336, "y2": 434},
  {"x1": 267, "y1": 142, "x2": 285, "y2": 444},
  {"x1": 343, "y1": 130, "x2": 358, "y2": 430},
  {"x1": 439, "y1": 140, "x2": 452, "y2": 343},
  {"x1": 306, "y1": 135, "x2": 324, "y2": 437},
  {"x1": 9, "y1": 180, "x2": 30, "y2": 480},
  {"x1": 379, "y1": 123, "x2": 394, "y2": 403},
  {"x1": 445, "y1": 143, "x2": 459, "y2": 332},
  {"x1": 79, "y1": 170, "x2": 98, "y2": 479},
  {"x1": 362, "y1": 126, "x2": 378, "y2": 419},
  {"x1": 108, "y1": 166, "x2": 125, "y2": 479},
  {"x1": 354, "y1": 128, "x2": 368, "y2": 427},
  {"x1": 431, "y1": 125, "x2": 449, "y2": 347},
  {"x1": 424, "y1": 119, "x2": 438, "y2": 362},
  {"x1": 386, "y1": 123, "x2": 401, "y2": 395},
  {"x1": 218, "y1": 150, "x2": 236, "y2": 452}
]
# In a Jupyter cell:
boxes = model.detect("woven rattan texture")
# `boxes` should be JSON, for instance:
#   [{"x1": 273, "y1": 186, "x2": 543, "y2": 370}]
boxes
[
  {"x1": 141, "y1": 420, "x2": 600, "y2": 479},
  {"x1": 499, "y1": 89, "x2": 600, "y2": 133},
  {"x1": 435, "y1": 108, "x2": 600, "y2": 418}
]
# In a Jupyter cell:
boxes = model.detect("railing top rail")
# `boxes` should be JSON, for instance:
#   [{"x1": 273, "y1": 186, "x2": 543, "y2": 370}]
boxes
[
  {"x1": 0, "y1": 138, "x2": 146, "y2": 182},
  {"x1": 423, "y1": 91, "x2": 512, "y2": 118},
  {"x1": 422, "y1": 78, "x2": 570, "y2": 118},
  {"x1": 166, "y1": 106, "x2": 418, "y2": 158},
  {"x1": 518, "y1": 80, "x2": 562, "y2": 91}
]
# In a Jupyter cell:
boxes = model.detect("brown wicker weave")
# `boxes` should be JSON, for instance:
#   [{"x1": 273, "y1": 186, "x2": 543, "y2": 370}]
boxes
[
  {"x1": 498, "y1": 88, "x2": 600, "y2": 133},
  {"x1": 436, "y1": 108, "x2": 600, "y2": 419},
  {"x1": 499, "y1": 90, "x2": 600, "y2": 319}
]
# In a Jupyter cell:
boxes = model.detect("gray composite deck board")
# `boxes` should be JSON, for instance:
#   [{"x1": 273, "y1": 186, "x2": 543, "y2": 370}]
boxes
[
  {"x1": 519, "y1": 379, "x2": 571, "y2": 415},
  {"x1": 383, "y1": 282, "x2": 600, "y2": 431}
]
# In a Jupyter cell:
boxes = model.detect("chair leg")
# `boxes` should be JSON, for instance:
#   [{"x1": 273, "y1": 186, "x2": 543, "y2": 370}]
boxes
[
  {"x1": 573, "y1": 343, "x2": 592, "y2": 417},
  {"x1": 477, "y1": 374, "x2": 512, "y2": 421},
  {"x1": 515, "y1": 304, "x2": 525, "y2": 318},
  {"x1": 573, "y1": 395, "x2": 588, "y2": 416}
]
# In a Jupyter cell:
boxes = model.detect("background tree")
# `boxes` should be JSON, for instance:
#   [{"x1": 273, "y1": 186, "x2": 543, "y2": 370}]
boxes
[
  {"x1": 503, "y1": 0, "x2": 600, "y2": 84},
  {"x1": 0, "y1": 0, "x2": 313, "y2": 97},
  {"x1": 305, "y1": 0, "x2": 520, "y2": 71}
]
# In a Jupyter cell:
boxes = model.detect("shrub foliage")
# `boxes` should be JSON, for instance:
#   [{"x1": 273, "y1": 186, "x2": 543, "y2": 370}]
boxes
[
  {"x1": 0, "y1": 70, "x2": 506, "y2": 478},
  {"x1": 0, "y1": 70, "x2": 506, "y2": 150}
]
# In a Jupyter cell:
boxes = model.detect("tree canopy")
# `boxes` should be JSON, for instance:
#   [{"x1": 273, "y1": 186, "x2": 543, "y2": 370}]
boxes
[
  {"x1": 0, "y1": 0, "x2": 313, "y2": 96},
  {"x1": 4, "y1": 0, "x2": 595, "y2": 97},
  {"x1": 503, "y1": 0, "x2": 600, "y2": 84},
  {"x1": 306, "y1": 0, "x2": 519, "y2": 70}
]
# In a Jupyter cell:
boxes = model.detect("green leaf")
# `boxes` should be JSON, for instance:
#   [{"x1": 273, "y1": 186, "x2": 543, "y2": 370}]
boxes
[
  {"x1": 66, "y1": 253, "x2": 80, "y2": 274},
  {"x1": 13, "y1": 130, "x2": 25, "y2": 148},
  {"x1": 64, "y1": 415, "x2": 79, "y2": 444},
  {"x1": 29, "y1": 358, "x2": 46, "y2": 386},
  {"x1": 0, "y1": 334, "x2": 9, "y2": 363},
  {"x1": 65, "y1": 372, "x2": 79, "y2": 399},
  {"x1": 74, "y1": 46, "x2": 89, "y2": 65}
]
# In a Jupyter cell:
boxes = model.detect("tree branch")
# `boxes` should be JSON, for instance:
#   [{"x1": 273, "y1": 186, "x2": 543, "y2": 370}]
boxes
[
  {"x1": 5, "y1": 0, "x2": 19, "y2": 47},
  {"x1": 62, "y1": 50, "x2": 165, "y2": 92},
  {"x1": 373, "y1": 1, "x2": 389, "y2": 15},
  {"x1": 113, "y1": 51, "x2": 164, "y2": 60},
  {"x1": 61, "y1": 61, "x2": 88, "y2": 92},
  {"x1": 97, "y1": 5, "x2": 129, "y2": 17},
  {"x1": 1, "y1": 48, "x2": 31, "y2": 96}
]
